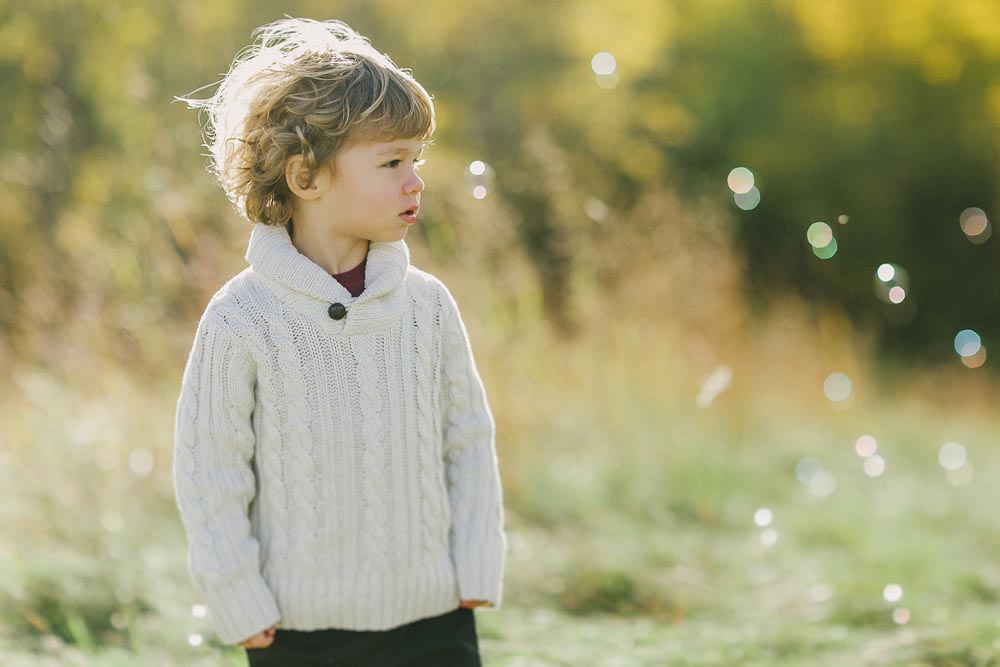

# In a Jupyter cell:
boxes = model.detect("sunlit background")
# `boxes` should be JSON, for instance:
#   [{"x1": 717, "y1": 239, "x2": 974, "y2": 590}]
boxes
[{"x1": 3, "y1": 1, "x2": 1000, "y2": 665}]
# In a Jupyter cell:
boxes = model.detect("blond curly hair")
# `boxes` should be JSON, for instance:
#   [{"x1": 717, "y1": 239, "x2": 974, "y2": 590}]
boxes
[{"x1": 180, "y1": 18, "x2": 436, "y2": 227}]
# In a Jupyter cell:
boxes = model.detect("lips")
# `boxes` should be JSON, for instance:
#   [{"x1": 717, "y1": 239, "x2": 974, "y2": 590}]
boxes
[{"x1": 399, "y1": 205, "x2": 419, "y2": 225}]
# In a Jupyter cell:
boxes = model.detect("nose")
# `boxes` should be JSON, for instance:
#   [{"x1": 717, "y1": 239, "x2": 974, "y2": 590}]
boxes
[{"x1": 404, "y1": 170, "x2": 424, "y2": 195}]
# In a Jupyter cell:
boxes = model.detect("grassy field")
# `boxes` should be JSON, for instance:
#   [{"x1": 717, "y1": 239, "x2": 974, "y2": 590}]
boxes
[{"x1": 2, "y1": 285, "x2": 1000, "y2": 666}]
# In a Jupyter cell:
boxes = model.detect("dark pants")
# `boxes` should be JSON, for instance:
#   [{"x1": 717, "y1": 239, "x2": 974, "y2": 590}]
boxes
[{"x1": 245, "y1": 606, "x2": 481, "y2": 667}]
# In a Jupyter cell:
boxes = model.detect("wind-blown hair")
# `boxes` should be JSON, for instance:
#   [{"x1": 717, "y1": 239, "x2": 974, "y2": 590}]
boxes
[{"x1": 179, "y1": 18, "x2": 436, "y2": 226}]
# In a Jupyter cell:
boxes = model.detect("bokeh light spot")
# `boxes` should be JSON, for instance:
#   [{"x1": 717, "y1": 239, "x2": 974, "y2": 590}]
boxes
[
  {"x1": 837, "y1": 214, "x2": 849, "y2": 225},
  {"x1": 591, "y1": 52, "x2": 617, "y2": 76},
  {"x1": 754, "y1": 508, "x2": 773, "y2": 527},
  {"x1": 893, "y1": 608, "x2": 911, "y2": 625},
  {"x1": 807, "y1": 222, "x2": 833, "y2": 248},
  {"x1": 727, "y1": 167, "x2": 754, "y2": 194},
  {"x1": 472, "y1": 185, "x2": 488, "y2": 200},
  {"x1": 128, "y1": 447, "x2": 155, "y2": 477},
  {"x1": 948, "y1": 463, "x2": 974, "y2": 486},
  {"x1": 855, "y1": 434, "x2": 878, "y2": 458},
  {"x1": 960, "y1": 206, "x2": 992, "y2": 243},
  {"x1": 874, "y1": 263, "x2": 909, "y2": 304},
  {"x1": 863, "y1": 455, "x2": 886, "y2": 477},
  {"x1": 595, "y1": 71, "x2": 620, "y2": 89},
  {"x1": 812, "y1": 237, "x2": 838, "y2": 259},
  {"x1": 883, "y1": 584, "x2": 903, "y2": 602},
  {"x1": 469, "y1": 160, "x2": 487, "y2": 176},
  {"x1": 954, "y1": 329, "x2": 982, "y2": 357},
  {"x1": 961, "y1": 346, "x2": 987, "y2": 368},
  {"x1": 192, "y1": 604, "x2": 207, "y2": 618},
  {"x1": 808, "y1": 471, "x2": 837, "y2": 498},
  {"x1": 760, "y1": 528, "x2": 779, "y2": 546},
  {"x1": 188, "y1": 634, "x2": 204, "y2": 647},
  {"x1": 938, "y1": 441, "x2": 967, "y2": 471},
  {"x1": 796, "y1": 458, "x2": 823, "y2": 485},
  {"x1": 734, "y1": 186, "x2": 761, "y2": 210},
  {"x1": 823, "y1": 372, "x2": 852, "y2": 402}
]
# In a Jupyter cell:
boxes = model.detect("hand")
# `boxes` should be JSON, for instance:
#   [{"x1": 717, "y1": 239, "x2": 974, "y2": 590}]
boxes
[
  {"x1": 239, "y1": 626, "x2": 276, "y2": 649},
  {"x1": 459, "y1": 599, "x2": 491, "y2": 609}
]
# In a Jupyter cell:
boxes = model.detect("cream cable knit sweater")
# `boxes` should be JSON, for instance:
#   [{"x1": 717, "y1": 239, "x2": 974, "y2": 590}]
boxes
[{"x1": 172, "y1": 223, "x2": 506, "y2": 645}]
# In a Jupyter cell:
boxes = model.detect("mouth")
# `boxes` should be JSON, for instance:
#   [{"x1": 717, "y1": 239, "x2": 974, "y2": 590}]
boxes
[{"x1": 399, "y1": 205, "x2": 419, "y2": 225}]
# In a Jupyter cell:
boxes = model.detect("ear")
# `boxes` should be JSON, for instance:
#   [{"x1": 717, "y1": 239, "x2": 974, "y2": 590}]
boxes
[{"x1": 285, "y1": 155, "x2": 323, "y2": 200}]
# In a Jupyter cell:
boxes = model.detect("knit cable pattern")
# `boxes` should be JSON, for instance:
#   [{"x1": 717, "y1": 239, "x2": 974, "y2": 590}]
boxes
[
  {"x1": 268, "y1": 305, "x2": 319, "y2": 571},
  {"x1": 351, "y1": 334, "x2": 390, "y2": 574},
  {"x1": 412, "y1": 285, "x2": 448, "y2": 562}
]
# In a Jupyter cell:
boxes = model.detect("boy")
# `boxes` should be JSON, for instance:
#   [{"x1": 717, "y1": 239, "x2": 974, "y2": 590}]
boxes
[{"x1": 172, "y1": 18, "x2": 505, "y2": 666}]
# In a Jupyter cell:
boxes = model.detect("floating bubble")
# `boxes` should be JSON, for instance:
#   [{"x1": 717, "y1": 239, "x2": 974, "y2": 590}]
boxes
[
  {"x1": 591, "y1": 52, "x2": 617, "y2": 76},
  {"x1": 807, "y1": 222, "x2": 834, "y2": 249},
  {"x1": 812, "y1": 236, "x2": 838, "y2": 259},
  {"x1": 734, "y1": 186, "x2": 761, "y2": 210},
  {"x1": 855, "y1": 434, "x2": 878, "y2": 458},
  {"x1": 938, "y1": 441, "x2": 967, "y2": 470},
  {"x1": 863, "y1": 455, "x2": 886, "y2": 477},
  {"x1": 883, "y1": 584, "x2": 903, "y2": 602},
  {"x1": 961, "y1": 346, "x2": 987, "y2": 368},
  {"x1": 727, "y1": 167, "x2": 754, "y2": 194},
  {"x1": 823, "y1": 372, "x2": 852, "y2": 402},
  {"x1": 893, "y1": 608, "x2": 911, "y2": 625},
  {"x1": 954, "y1": 329, "x2": 982, "y2": 357},
  {"x1": 760, "y1": 528, "x2": 778, "y2": 546},
  {"x1": 874, "y1": 263, "x2": 909, "y2": 304},
  {"x1": 960, "y1": 207, "x2": 993, "y2": 244},
  {"x1": 754, "y1": 508, "x2": 773, "y2": 527},
  {"x1": 947, "y1": 463, "x2": 974, "y2": 486},
  {"x1": 796, "y1": 457, "x2": 823, "y2": 484}
]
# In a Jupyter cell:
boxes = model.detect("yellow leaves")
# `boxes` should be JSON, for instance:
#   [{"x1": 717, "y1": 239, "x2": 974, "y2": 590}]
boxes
[
  {"x1": 568, "y1": 1, "x2": 676, "y2": 74},
  {"x1": 920, "y1": 45, "x2": 963, "y2": 85},
  {"x1": 786, "y1": 0, "x2": 864, "y2": 62}
]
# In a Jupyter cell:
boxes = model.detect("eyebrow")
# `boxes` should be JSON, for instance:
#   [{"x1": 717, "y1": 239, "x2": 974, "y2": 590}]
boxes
[{"x1": 376, "y1": 144, "x2": 425, "y2": 156}]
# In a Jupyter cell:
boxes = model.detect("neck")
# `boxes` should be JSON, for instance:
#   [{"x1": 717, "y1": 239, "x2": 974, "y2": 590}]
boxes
[{"x1": 288, "y1": 218, "x2": 369, "y2": 275}]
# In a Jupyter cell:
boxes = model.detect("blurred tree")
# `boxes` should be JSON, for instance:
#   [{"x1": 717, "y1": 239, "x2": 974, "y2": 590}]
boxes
[{"x1": 2, "y1": 0, "x2": 999, "y2": 369}]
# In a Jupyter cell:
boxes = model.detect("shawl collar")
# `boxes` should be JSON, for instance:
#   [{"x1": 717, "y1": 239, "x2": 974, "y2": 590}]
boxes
[{"x1": 244, "y1": 223, "x2": 410, "y2": 335}]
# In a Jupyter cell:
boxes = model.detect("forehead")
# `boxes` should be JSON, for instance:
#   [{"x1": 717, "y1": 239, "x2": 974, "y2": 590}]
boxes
[{"x1": 367, "y1": 138, "x2": 426, "y2": 155}]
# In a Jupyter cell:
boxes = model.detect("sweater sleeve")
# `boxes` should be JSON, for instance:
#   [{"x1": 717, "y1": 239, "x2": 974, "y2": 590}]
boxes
[
  {"x1": 439, "y1": 286, "x2": 506, "y2": 608},
  {"x1": 172, "y1": 308, "x2": 281, "y2": 645}
]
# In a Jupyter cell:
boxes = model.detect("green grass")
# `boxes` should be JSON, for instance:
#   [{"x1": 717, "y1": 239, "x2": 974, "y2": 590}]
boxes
[{"x1": 3, "y1": 307, "x2": 1000, "y2": 666}]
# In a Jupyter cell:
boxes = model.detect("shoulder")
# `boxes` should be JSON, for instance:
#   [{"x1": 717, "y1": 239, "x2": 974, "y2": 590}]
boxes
[
  {"x1": 405, "y1": 266, "x2": 457, "y2": 311},
  {"x1": 196, "y1": 269, "x2": 263, "y2": 344}
]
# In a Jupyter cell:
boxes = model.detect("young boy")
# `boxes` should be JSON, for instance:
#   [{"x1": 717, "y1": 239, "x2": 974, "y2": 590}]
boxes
[{"x1": 172, "y1": 18, "x2": 505, "y2": 666}]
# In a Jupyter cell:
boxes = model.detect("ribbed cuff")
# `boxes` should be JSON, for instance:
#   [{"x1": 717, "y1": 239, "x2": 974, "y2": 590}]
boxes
[
  {"x1": 203, "y1": 574, "x2": 281, "y2": 645},
  {"x1": 453, "y1": 533, "x2": 506, "y2": 609}
]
